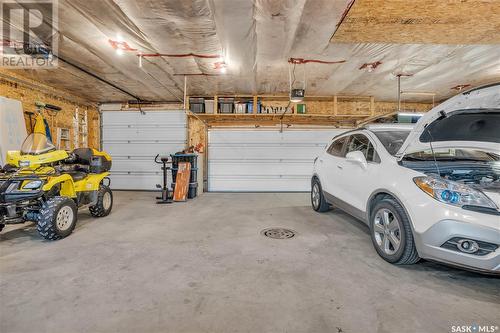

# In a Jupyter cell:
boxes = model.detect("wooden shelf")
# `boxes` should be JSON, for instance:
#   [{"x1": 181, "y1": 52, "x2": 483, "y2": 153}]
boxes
[
  {"x1": 190, "y1": 113, "x2": 370, "y2": 119},
  {"x1": 188, "y1": 112, "x2": 372, "y2": 127}
]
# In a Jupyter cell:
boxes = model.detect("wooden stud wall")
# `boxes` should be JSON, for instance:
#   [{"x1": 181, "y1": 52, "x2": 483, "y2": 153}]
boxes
[{"x1": 0, "y1": 69, "x2": 99, "y2": 149}]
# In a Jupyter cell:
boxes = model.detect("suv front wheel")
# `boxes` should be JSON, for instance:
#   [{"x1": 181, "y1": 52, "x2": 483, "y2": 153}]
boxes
[
  {"x1": 370, "y1": 198, "x2": 419, "y2": 265},
  {"x1": 311, "y1": 178, "x2": 330, "y2": 212}
]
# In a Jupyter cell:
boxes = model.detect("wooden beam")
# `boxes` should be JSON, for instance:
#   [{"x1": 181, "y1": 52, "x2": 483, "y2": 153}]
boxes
[
  {"x1": 370, "y1": 96, "x2": 375, "y2": 116},
  {"x1": 333, "y1": 96, "x2": 338, "y2": 116},
  {"x1": 253, "y1": 95, "x2": 258, "y2": 114},
  {"x1": 214, "y1": 95, "x2": 218, "y2": 114}
]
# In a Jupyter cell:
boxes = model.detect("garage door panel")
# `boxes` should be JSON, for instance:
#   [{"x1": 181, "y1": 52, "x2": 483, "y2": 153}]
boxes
[
  {"x1": 208, "y1": 175, "x2": 310, "y2": 192},
  {"x1": 102, "y1": 111, "x2": 186, "y2": 125},
  {"x1": 209, "y1": 130, "x2": 335, "y2": 144},
  {"x1": 209, "y1": 160, "x2": 314, "y2": 176},
  {"x1": 111, "y1": 158, "x2": 161, "y2": 173},
  {"x1": 104, "y1": 142, "x2": 185, "y2": 156},
  {"x1": 208, "y1": 145, "x2": 325, "y2": 160},
  {"x1": 102, "y1": 110, "x2": 186, "y2": 190},
  {"x1": 109, "y1": 172, "x2": 173, "y2": 191},
  {"x1": 208, "y1": 128, "x2": 344, "y2": 192},
  {"x1": 102, "y1": 126, "x2": 186, "y2": 141}
]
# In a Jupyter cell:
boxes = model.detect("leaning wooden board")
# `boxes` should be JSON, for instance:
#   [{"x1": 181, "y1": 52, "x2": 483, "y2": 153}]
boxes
[{"x1": 173, "y1": 162, "x2": 191, "y2": 202}]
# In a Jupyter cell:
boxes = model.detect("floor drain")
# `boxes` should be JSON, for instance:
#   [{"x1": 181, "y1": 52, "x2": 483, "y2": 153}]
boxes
[{"x1": 261, "y1": 228, "x2": 296, "y2": 239}]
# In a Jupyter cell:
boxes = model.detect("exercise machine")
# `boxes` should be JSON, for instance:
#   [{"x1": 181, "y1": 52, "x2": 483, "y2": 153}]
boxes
[{"x1": 154, "y1": 154, "x2": 172, "y2": 204}]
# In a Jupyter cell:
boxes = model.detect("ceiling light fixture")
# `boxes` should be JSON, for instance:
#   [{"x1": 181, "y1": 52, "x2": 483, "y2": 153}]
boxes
[
  {"x1": 116, "y1": 48, "x2": 124, "y2": 56},
  {"x1": 213, "y1": 61, "x2": 227, "y2": 73}
]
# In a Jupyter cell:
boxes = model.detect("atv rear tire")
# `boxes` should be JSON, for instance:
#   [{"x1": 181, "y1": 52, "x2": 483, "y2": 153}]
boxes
[
  {"x1": 89, "y1": 185, "x2": 113, "y2": 217},
  {"x1": 37, "y1": 197, "x2": 77, "y2": 240}
]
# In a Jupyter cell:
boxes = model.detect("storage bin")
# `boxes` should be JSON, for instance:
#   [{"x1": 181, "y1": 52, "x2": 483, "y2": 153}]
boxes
[
  {"x1": 171, "y1": 153, "x2": 198, "y2": 169},
  {"x1": 218, "y1": 97, "x2": 234, "y2": 114},
  {"x1": 204, "y1": 99, "x2": 214, "y2": 114},
  {"x1": 296, "y1": 104, "x2": 306, "y2": 114},
  {"x1": 234, "y1": 103, "x2": 246, "y2": 114},
  {"x1": 246, "y1": 101, "x2": 261, "y2": 113},
  {"x1": 189, "y1": 97, "x2": 205, "y2": 113}
]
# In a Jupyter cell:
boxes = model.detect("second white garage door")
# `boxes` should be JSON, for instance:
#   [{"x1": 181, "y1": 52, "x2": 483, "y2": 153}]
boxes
[{"x1": 208, "y1": 128, "x2": 345, "y2": 192}]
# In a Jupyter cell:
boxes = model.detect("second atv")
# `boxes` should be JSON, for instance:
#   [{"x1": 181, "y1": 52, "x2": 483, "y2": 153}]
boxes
[{"x1": 0, "y1": 114, "x2": 113, "y2": 240}]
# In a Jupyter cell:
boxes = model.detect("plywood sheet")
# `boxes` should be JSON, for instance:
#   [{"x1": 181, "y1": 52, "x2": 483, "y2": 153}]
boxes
[
  {"x1": 331, "y1": 0, "x2": 500, "y2": 44},
  {"x1": 173, "y1": 162, "x2": 191, "y2": 201}
]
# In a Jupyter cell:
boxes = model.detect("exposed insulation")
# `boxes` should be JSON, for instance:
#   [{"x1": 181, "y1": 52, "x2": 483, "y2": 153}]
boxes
[
  {"x1": 331, "y1": 0, "x2": 500, "y2": 44},
  {"x1": 3, "y1": 0, "x2": 497, "y2": 104}
]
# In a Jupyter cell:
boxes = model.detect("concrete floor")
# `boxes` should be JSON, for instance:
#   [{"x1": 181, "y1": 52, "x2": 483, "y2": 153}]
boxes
[{"x1": 0, "y1": 192, "x2": 499, "y2": 333}]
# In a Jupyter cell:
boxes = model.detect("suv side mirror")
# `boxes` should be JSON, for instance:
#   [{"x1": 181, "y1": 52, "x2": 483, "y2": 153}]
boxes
[{"x1": 345, "y1": 151, "x2": 368, "y2": 169}]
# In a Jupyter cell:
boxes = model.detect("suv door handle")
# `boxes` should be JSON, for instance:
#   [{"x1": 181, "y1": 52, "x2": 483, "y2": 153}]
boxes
[{"x1": 337, "y1": 165, "x2": 343, "y2": 170}]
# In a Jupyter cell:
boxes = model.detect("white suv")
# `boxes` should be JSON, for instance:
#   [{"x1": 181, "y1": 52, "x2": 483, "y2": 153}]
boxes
[{"x1": 311, "y1": 84, "x2": 500, "y2": 273}]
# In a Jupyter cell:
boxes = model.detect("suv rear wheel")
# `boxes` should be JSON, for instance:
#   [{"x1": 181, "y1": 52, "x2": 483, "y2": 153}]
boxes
[
  {"x1": 370, "y1": 198, "x2": 419, "y2": 265},
  {"x1": 311, "y1": 178, "x2": 330, "y2": 212}
]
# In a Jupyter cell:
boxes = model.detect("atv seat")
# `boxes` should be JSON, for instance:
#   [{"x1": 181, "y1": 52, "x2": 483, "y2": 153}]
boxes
[
  {"x1": 72, "y1": 148, "x2": 112, "y2": 173},
  {"x1": 66, "y1": 171, "x2": 87, "y2": 181},
  {"x1": 72, "y1": 148, "x2": 93, "y2": 165}
]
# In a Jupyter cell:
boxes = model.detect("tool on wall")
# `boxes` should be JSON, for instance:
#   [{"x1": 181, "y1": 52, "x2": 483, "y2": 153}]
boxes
[
  {"x1": 35, "y1": 101, "x2": 61, "y2": 141},
  {"x1": 24, "y1": 111, "x2": 35, "y2": 132}
]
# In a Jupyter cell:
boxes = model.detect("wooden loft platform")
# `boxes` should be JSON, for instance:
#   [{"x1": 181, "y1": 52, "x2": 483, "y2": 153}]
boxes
[
  {"x1": 185, "y1": 93, "x2": 431, "y2": 127},
  {"x1": 186, "y1": 94, "x2": 377, "y2": 116},
  {"x1": 188, "y1": 112, "x2": 374, "y2": 128}
]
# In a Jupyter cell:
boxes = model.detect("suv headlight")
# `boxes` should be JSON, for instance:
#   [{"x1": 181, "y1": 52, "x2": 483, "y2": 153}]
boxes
[
  {"x1": 413, "y1": 175, "x2": 497, "y2": 209},
  {"x1": 22, "y1": 180, "x2": 43, "y2": 190}
]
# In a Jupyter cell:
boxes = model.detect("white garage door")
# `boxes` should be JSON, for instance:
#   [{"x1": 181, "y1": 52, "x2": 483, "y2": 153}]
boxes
[
  {"x1": 102, "y1": 110, "x2": 187, "y2": 190},
  {"x1": 208, "y1": 128, "x2": 345, "y2": 192}
]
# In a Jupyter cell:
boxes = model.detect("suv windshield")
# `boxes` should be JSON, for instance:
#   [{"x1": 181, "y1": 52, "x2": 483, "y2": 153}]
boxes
[
  {"x1": 21, "y1": 133, "x2": 55, "y2": 155},
  {"x1": 373, "y1": 130, "x2": 411, "y2": 155}
]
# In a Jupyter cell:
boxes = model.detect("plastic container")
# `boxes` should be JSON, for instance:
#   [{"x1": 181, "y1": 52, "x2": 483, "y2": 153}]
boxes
[
  {"x1": 218, "y1": 97, "x2": 234, "y2": 114},
  {"x1": 204, "y1": 99, "x2": 214, "y2": 114},
  {"x1": 234, "y1": 103, "x2": 246, "y2": 114},
  {"x1": 171, "y1": 153, "x2": 198, "y2": 170},
  {"x1": 246, "y1": 101, "x2": 261, "y2": 113},
  {"x1": 189, "y1": 97, "x2": 205, "y2": 113}
]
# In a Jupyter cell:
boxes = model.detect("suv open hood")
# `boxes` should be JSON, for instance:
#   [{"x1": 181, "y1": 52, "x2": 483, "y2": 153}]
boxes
[{"x1": 396, "y1": 83, "x2": 500, "y2": 159}]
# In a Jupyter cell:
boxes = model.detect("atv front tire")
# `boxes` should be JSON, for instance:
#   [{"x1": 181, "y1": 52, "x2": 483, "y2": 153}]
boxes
[
  {"x1": 89, "y1": 185, "x2": 113, "y2": 217},
  {"x1": 37, "y1": 197, "x2": 78, "y2": 240}
]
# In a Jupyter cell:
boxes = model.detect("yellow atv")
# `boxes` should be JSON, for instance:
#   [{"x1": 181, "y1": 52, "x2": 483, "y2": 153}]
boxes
[{"x1": 0, "y1": 115, "x2": 113, "y2": 240}]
